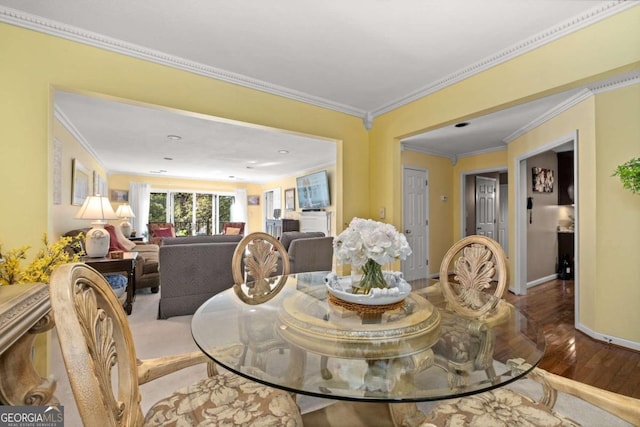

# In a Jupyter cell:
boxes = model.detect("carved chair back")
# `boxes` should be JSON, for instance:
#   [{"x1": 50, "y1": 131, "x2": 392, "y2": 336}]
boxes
[
  {"x1": 439, "y1": 235, "x2": 508, "y2": 319},
  {"x1": 50, "y1": 263, "x2": 144, "y2": 427},
  {"x1": 232, "y1": 232, "x2": 290, "y2": 305}
]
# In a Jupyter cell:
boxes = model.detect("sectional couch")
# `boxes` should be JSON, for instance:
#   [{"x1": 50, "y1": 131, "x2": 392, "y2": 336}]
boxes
[{"x1": 157, "y1": 234, "x2": 243, "y2": 319}]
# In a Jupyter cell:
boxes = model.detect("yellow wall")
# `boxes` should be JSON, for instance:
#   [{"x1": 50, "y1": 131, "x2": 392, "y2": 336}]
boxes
[
  {"x1": 370, "y1": 7, "x2": 640, "y2": 231},
  {"x1": 593, "y1": 83, "x2": 640, "y2": 340},
  {"x1": 370, "y1": 7, "x2": 640, "y2": 344},
  {"x1": 401, "y1": 150, "x2": 454, "y2": 275},
  {"x1": 0, "y1": 23, "x2": 368, "y2": 254},
  {"x1": 452, "y1": 151, "x2": 508, "y2": 242},
  {"x1": 52, "y1": 118, "x2": 110, "y2": 237}
]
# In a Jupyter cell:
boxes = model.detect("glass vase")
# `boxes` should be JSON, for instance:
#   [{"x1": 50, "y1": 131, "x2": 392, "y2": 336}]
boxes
[{"x1": 351, "y1": 259, "x2": 388, "y2": 294}]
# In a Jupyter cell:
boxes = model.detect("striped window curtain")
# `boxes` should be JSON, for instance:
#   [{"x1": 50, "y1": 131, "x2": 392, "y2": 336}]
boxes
[{"x1": 129, "y1": 182, "x2": 151, "y2": 237}]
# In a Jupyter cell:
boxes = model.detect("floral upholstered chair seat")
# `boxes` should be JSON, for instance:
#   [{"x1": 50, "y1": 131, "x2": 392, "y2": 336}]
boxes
[
  {"x1": 144, "y1": 373, "x2": 301, "y2": 426},
  {"x1": 49, "y1": 263, "x2": 302, "y2": 427},
  {"x1": 422, "y1": 387, "x2": 579, "y2": 427}
]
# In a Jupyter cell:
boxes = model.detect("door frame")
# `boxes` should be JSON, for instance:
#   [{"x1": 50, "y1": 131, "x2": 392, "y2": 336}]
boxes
[
  {"x1": 513, "y1": 130, "x2": 578, "y2": 305},
  {"x1": 460, "y1": 166, "x2": 507, "y2": 242},
  {"x1": 402, "y1": 166, "x2": 429, "y2": 279}
]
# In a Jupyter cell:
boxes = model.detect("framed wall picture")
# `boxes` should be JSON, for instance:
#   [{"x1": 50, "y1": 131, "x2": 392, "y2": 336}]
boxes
[
  {"x1": 532, "y1": 167, "x2": 554, "y2": 193},
  {"x1": 71, "y1": 159, "x2": 90, "y2": 206},
  {"x1": 285, "y1": 188, "x2": 295, "y2": 211},
  {"x1": 93, "y1": 171, "x2": 108, "y2": 197},
  {"x1": 248, "y1": 195, "x2": 260, "y2": 205},
  {"x1": 110, "y1": 189, "x2": 129, "y2": 202}
]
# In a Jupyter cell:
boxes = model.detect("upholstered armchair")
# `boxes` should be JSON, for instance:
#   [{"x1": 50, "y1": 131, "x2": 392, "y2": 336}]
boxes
[{"x1": 147, "y1": 222, "x2": 176, "y2": 245}]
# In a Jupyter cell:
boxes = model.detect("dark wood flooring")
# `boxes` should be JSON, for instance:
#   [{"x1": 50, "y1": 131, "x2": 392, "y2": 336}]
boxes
[
  {"x1": 504, "y1": 279, "x2": 640, "y2": 399},
  {"x1": 410, "y1": 278, "x2": 640, "y2": 398}
]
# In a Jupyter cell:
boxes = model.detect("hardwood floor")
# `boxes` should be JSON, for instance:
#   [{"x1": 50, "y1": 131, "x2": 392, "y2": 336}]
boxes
[
  {"x1": 504, "y1": 279, "x2": 640, "y2": 399},
  {"x1": 410, "y1": 278, "x2": 640, "y2": 398}
]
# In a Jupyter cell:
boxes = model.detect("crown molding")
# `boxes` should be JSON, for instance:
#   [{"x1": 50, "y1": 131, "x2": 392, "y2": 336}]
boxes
[
  {"x1": 2, "y1": 1, "x2": 635, "y2": 126},
  {"x1": 503, "y1": 89, "x2": 594, "y2": 143},
  {"x1": 458, "y1": 145, "x2": 508, "y2": 160},
  {"x1": 0, "y1": 6, "x2": 366, "y2": 119},
  {"x1": 54, "y1": 105, "x2": 107, "y2": 170},
  {"x1": 503, "y1": 71, "x2": 639, "y2": 143},
  {"x1": 402, "y1": 143, "x2": 457, "y2": 163},
  {"x1": 370, "y1": 0, "x2": 635, "y2": 118},
  {"x1": 589, "y1": 70, "x2": 640, "y2": 93}
]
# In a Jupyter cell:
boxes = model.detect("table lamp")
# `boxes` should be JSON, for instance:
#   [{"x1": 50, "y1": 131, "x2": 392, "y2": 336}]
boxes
[
  {"x1": 115, "y1": 203, "x2": 136, "y2": 238},
  {"x1": 75, "y1": 195, "x2": 119, "y2": 257}
]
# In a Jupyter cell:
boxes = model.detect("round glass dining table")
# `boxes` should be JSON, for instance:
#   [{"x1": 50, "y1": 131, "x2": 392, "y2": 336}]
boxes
[{"x1": 191, "y1": 272, "x2": 545, "y2": 424}]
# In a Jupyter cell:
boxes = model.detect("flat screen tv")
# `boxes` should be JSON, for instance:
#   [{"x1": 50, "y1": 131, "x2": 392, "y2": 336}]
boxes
[{"x1": 296, "y1": 170, "x2": 330, "y2": 210}]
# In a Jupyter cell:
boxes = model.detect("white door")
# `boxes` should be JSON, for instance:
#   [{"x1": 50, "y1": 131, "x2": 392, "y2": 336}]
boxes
[
  {"x1": 475, "y1": 176, "x2": 496, "y2": 238},
  {"x1": 499, "y1": 183, "x2": 509, "y2": 255},
  {"x1": 402, "y1": 167, "x2": 428, "y2": 281}
]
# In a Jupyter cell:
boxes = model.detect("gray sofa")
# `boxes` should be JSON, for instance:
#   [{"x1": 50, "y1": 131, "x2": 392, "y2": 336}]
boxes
[
  {"x1": 158, "y1": 234, "x2": 243, "y2": 319},
  {"x1": 279, "y1": 231, "x2": 334, "y2": 273}
]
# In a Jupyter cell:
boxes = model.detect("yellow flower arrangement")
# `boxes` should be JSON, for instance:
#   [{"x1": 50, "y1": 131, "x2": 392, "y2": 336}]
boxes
[{"x1": 0, "y1": 234, "x2": 84, "y2": 285}]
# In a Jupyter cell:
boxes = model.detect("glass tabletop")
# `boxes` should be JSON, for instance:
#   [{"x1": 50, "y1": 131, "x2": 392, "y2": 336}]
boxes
[{"x1": 191, "y1": 271, "x2": 545, "y2": 403}]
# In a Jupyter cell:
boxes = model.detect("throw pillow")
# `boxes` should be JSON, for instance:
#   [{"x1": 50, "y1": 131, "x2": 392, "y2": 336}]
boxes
[
  {"x1": 153, "y1": 227, "x2": 174, "y2": 238},
  {"x1": 105, "y1": 225, "x2": 128, "y2": 252},
  {"x1": 113, "y1": 224, "x2": 137, "y2": 251},
  {"x1": 225, "y1": 227, "x2": 241, "y2": 235}
]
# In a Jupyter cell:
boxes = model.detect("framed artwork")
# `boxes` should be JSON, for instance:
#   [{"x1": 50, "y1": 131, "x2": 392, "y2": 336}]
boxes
[
  {"x1": 71, "y1": 159, "x2": 90, "y2": 206},
  {"x1": 110, "y1": 189, "x2": 129, "y2": 202},
  {"x1": 285, "y1": 187, "x2": 296, "y2": 211},
  {"x1": 248, "y1": 195, "x2": 260, "y2": 205},
  {"x1": 532, "y1": 167, "x2": 554, "y2": 193},
  {"x1": 93, "y1": 171, "x2": 108, "y2": 197}
]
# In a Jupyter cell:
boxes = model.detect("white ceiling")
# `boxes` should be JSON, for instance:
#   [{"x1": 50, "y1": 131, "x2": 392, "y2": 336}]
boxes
[
  {"x1": 55, "y1": 91, "x2": 337, "y2": 183},
  {"x1": 2, "y1": 1, "x2": 638, "y2": 181}
]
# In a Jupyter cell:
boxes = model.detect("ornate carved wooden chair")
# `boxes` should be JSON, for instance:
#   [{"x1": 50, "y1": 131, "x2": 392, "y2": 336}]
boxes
[
  {"x1": 231, "y1": 232, "x2": 291, "y2": 372},
  {"x1": 50, "y1": 263, "x2": 302, "y2": 427},
  {"x1": 424, "y1": 235, "x2": 510, "y2": 389},
  {"x1": 232, "y1": 232, "x2": 290, "y2": 305},
  {"x1": 421, "y1": 360, "x2": 640, "y2": 426}
]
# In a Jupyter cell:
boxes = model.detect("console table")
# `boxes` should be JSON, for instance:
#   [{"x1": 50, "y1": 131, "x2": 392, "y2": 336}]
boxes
[
  {"x1": 83, "y1": 252, "x2": 138, "y2": 315},
  {"x1": 0, "y1": 283, "x2": 57, "y2": 405}
]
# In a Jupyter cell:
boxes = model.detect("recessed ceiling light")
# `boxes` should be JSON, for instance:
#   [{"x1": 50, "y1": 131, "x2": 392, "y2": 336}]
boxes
[
  {"x1": 167, "y1": 134, "x2": 182, "y2": 140},
  {"x1": 164, "y1": 157, "x2": 173, "y2": 161},
  {"x1": 454, "y1": 122, "x2": 470, "y2": 128},
  {"x1": 247, "y1": 160, "x2": 258, "y2": 164},
  {"x1": 278, "y1": 150, "x2": 289, "y2": 154},
  {"x1": 246, "y1": 166, "x2": 254, "y2": 169}
]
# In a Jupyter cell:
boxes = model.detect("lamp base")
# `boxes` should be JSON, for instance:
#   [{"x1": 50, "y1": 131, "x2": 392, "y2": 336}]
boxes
[
  {"x1": 120, "y1": 220, "x2": 132, "y2": 238},
  {"x1": 85, "y1": 223, "x2": 110, "y2": 258}
]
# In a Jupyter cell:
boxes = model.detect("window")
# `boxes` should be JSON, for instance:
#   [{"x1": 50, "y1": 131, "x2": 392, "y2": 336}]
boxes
[{"x1": 149, "y1": 191, "x2": 234, "y2": 235}]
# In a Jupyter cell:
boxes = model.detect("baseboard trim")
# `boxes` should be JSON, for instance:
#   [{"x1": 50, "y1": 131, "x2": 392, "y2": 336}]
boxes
[
  {"x1": 527, "y1": 274, "x2": 559, "y2": 288},
  {"x1": 576, "y1": 322, "x2": 640, "y2": 352}
]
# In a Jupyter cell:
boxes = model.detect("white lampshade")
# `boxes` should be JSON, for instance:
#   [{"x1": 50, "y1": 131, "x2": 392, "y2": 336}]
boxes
[
  {"x1": 115, "y1": 204, "x2": 136, "y2": 219},
  {"x1": 75, "y1": 195, "x2": 119, "y2": 257},
  {"x1": 115, "y1": 204, "x2": 136, "y2": 237}
]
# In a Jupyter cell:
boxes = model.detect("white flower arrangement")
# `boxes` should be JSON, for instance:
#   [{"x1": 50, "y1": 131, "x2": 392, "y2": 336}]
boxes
[{"x1": 333, "y1": 217, "x2": 412, "y2": 268}]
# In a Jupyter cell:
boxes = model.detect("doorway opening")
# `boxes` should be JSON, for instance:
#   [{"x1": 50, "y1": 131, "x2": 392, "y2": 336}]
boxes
[
  {"x1": 513, "y1": 131, "x2": 578, "y2": 311},
  {"x1": 461, "y1": 168, "x2": 509, "y2": 256}
]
